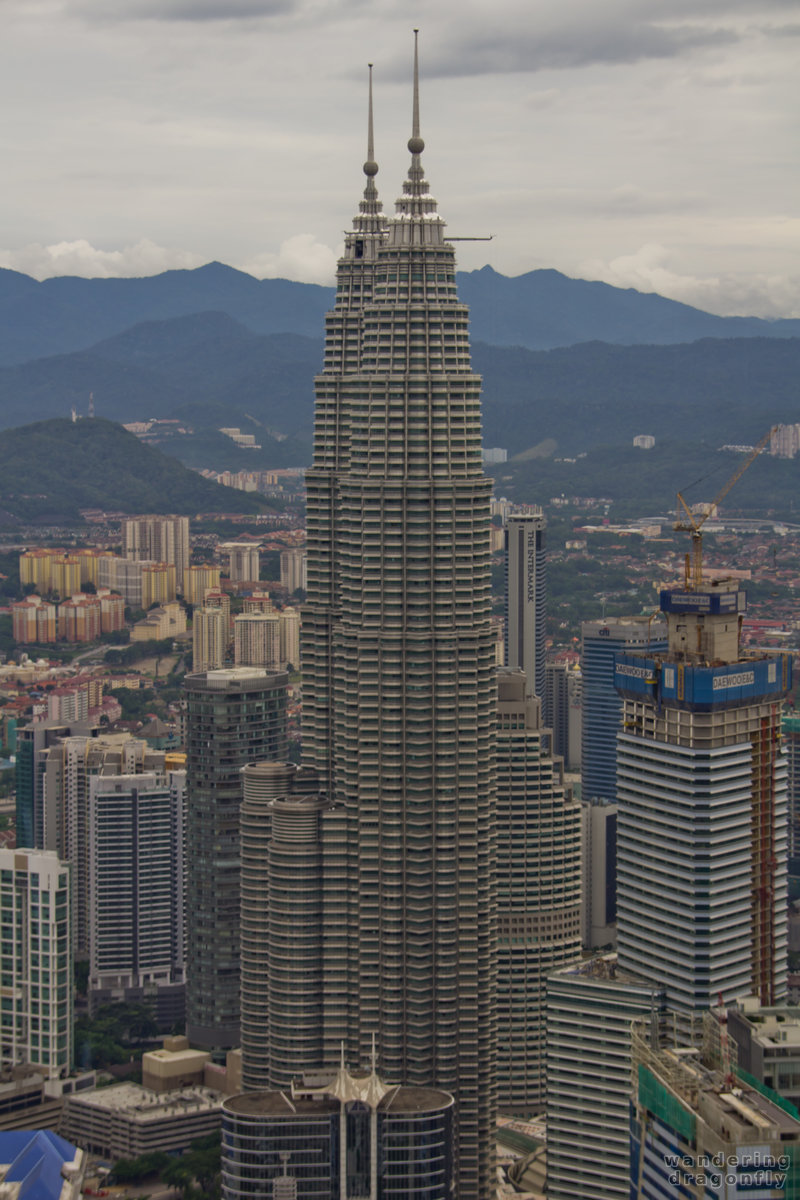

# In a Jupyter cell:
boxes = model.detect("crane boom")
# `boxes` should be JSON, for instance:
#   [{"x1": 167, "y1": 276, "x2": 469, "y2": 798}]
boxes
[{"x1": 674, "y1": 426, "x2": 775, "y2": 589}]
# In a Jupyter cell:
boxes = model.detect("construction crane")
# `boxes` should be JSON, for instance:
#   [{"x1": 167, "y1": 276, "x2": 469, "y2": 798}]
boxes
[{"x1": 674, "y1": 426, "x2": 775, "y2": 590}]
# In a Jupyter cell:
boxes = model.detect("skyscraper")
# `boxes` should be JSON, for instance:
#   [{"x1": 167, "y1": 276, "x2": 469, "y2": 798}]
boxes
[
  {"x1": 505, "y1": 509, "x2": 546, "y2": 702},
  {"x1": 301, "y1": 45, "x2": 496, "y2": 1198},
  {"x1": 88, "y1": 769, "x2": 186, "y2": 1025},
  {"x1": 184, "y1": 668, "x2": 288, "y2": 1053},
  {"x1": 615, "y1": 576, "x2": 789, "y2": 1015}
]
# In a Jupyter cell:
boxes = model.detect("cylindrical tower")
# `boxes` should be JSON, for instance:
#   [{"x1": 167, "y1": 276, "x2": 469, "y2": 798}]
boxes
[{"x1": 240, "y1": 762, "x2": 325, "y2": 1090}]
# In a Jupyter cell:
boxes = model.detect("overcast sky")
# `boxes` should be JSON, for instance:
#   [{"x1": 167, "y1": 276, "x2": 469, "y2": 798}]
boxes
[{"x1": 0, "y1": 0, "x2": 797, "y2": 316}]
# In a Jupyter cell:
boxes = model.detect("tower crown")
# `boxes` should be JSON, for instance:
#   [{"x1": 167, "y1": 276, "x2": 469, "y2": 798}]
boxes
[{"x1": 390, "y1": 30, "x2": 444, "y2": 247}]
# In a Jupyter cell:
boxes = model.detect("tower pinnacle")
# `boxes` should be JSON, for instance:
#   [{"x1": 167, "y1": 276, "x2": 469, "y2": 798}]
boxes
[
  {"x1": 408, "y1": 29, "x2": 424, "y2": 156},
  {"x1": 364, "y1": 63, "x2": 378, "y2": 178}
]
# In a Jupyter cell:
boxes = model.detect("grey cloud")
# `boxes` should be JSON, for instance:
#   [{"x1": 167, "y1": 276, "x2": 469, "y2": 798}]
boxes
[
  {"x1": 70, "y1": 0, "x2": 294, "y2": 22},
  {"x1": 416, "y1": 24, "x2": 740, "y2": 79}
]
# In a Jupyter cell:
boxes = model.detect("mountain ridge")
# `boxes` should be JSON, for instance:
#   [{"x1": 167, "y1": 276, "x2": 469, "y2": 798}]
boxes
[{"x1": 0, "y1": 262, "x2": 797, "y2": 367}]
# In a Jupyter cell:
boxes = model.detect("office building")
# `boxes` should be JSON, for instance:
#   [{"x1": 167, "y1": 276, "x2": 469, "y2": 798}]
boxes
[
  {"x1": 239, "y1": 762, "x2": 327, "y2": 1091},
  {"x1": 615, "y1": 577, "x2": 789, "y2": 1017},
  {"x1": 221, "y1": 1059, "x2": 454, "y2": 1200},
  {"x1": 63, "y1": 1083, "x2": 222, "y2": 1158},
  {"x1": 300, "y1": 45, "x2": 496, "y2": 1198},
  {"x1": 122, "y1": 515, "x2": 190, "y2": 590},
  {"x1": 579, "y1": 617, "x2": 666, "y2": 943},
  {"x1": 630, "y1": 1015, "x2": 800, "y2": 1198},
  {"x1": 495, "y1": 669, "x2": 581, "y2": 1112},
  {"x1": 581, "y1": 616, "x2": 666, "y2": 805},
  {"x1": 15, "y1": 718, "x2": 97, "y2": 852},
  {"x1": 505, "y1": 509, "x2": 546, "y2": 702},
  {"x1": 545, "y1": 659, "x2": 569, "y2": 763},
  {"x1": 88, "y1": 770, "x2": 186, "y2": 1024},
  {"x1": 193, "y1": 606, "x2": 227, "y2": 672},
  {"x1": 41, "y1": 734, "x2": 166, "y2": 957},
  {"x1": 546, "y1": 955, "x2": 665, "y2": 1200},
  {"x1": 0, "y1": 848, "x2": 72, "y2": 1080},
  {"x1": 184, "y1": 668, "x2": 288, "y2": 1053}
]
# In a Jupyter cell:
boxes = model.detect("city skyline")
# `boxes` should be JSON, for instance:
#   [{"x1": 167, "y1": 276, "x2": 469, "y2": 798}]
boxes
[{"x1": 0, "y1": 1, "x2": 797, "y2": 318}]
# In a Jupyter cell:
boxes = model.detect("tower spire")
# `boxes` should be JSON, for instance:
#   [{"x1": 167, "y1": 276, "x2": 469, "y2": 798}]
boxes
[
  {"x1": 410, "y1": 29, "x2": 423, "y2": 155},
  {"x1": 391, "y1": 29, "x2": 443, "y2": 245},
  {"x1": 366, "y1": 62, "x2": 376, "y2": 171}
]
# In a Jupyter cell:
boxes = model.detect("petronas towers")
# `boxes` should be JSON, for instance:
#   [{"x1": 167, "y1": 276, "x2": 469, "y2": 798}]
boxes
[{"x1": 291, "y1": 38, "x2": 497, "y2": 1197}]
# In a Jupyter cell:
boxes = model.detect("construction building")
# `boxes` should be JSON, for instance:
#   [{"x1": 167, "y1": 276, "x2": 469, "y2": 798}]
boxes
[{"x1": 630, "y1": 1014, "x2": 800, "y2": 1198}]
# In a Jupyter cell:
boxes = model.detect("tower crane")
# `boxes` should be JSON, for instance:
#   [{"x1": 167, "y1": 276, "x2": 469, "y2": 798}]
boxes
[{"x1": 674, "y1": 426, "x2": 775, "y2": 590}]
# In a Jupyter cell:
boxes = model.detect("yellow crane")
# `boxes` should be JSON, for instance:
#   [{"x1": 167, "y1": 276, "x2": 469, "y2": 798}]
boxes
[{"x1": 674, "y1": 426, "x2": 775, "y2": 590}]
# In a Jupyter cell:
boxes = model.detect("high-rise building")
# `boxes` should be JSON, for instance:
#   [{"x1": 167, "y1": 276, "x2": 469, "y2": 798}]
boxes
[
  {"x1": 279, "y1": 606, "x2": 300, "y2": 672},
  {"x1": 184, "y1": 668, "x2": 288, "y2": 1053},
  {"x1": 239, "y1": 762, "x2": 327, "y2": 1091},
  {"x1": 41, "y1": 734, "x2": 167, "y2": 957},
  {"x1": 279, "y1": 547, "x2": 306, "y2": 595},
  {"x1": 0, "y1": 848, "x2": 72, "y2": 1079},
  {"x1": 505, "y1": 509, "x2": 546, "y2": 702},
  {"x1": 495, "y1": 669, "x2": 581, "y2": 1112},
  {"x1": 122, "y1": 515, "x2": 190, "y2": 591},
  {"x1": 222, "y1": 542, "x2": 261, "y2": 583},
  {"x1": 615, "y1": 577, "x2": 789, "y2": 1017},
  {"x1": 182, "y1": 564, "x2": 221, "y2": 606},
  {"x1": 141, "y1": 562, "x2": 177, "y2": 608},
  {"x1": 547, "y1": 575, "x2": 791, "y2": 1199},
  {"x1": 580, "y1": 616, "x2": 666, "y2": 805},
  {"x1": 301, "y1": 46, "x2": 496, "y2": 1198},
  {"x1": 12, "y1": 595, "x2": 57, "y2": 644},
  {"x1": 15, "y1": 719, "x2": 96, "y2": 849},
  {"x1": 193, "y1": 606, "x2": 227, "y2": 672},
  {"x1": 546, "y1": 955, "x2": 665, "y2": 1200},
  {"x1": 88, "y1": 770, "x2": 186, "y2": 1025},
  {"x1": 234, "y1": 611, "x2": 281, "y2": 671}
]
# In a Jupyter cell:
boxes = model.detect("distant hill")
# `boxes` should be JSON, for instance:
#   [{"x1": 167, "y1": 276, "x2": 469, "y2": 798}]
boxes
[
  {"x1": 0, "y1": 418, "x2": 273, "y2": 524},
  {"x1": 0, "y1": 313, "x2": 796, "y2": 468},
  {"x1": 0, "y1": 261, "x2": 798, "y2": 367}
]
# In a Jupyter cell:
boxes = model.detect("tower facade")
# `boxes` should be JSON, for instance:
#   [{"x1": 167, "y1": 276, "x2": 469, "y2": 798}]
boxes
[
  {"x1": 505, "y1": 509, "x2": 546, "y2": 701},
  {"x1": 0, "y1": 848, "x2": 72, "y2": 1079},
  {"x1": 88, "y1": 770, "x2": 186, "y2": 1022},
  {"x1": 184, "y1": 668, "x2": 288, "y2": 1052},
  {"x1": 496, "y1": 669, "x2": 581, "y2": 1111},
  {"x1": 301, "y1": 49, "x2": 496, "y2": 1198}
]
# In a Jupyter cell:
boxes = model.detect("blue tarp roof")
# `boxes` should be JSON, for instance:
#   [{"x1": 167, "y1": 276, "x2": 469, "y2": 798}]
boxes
[{"x1": 0, "y1": 1129, "x2": 79, "y2": 1199}]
